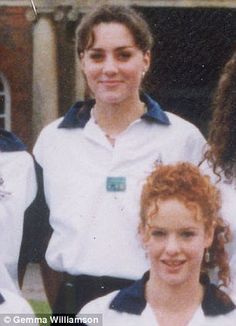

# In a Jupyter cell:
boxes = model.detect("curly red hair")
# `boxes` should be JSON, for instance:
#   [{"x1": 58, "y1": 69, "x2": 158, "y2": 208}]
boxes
[{"x1": 140, "y1": 162, "x2": 231, "y2": 288}]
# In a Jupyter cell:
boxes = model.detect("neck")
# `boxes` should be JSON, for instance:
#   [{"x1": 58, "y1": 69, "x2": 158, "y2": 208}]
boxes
[
  {"x1": 93, "y1": 95, "x2": 146, "y2": 137},
  {"x1": 146, "y1": 272, "x2": 203, "y2": 314}
]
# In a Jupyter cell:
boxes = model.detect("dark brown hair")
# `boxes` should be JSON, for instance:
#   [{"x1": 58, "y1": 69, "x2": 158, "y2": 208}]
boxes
[
  {"x1": 205, "y1": 51, "x2": 236, "y2": 181},
  {"x1": 76, "y1": 4, "x2": 153, "y2": 55}
]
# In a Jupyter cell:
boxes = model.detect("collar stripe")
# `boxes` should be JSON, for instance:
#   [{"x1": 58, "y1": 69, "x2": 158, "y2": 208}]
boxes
[
  {"x1": 109, "y1": 272, "x2": 236, "y2": 317},
  {"x1": 58, "y1": 94, "x2": 170, "y2": 129},
  {"x1": 0, "y1": 129, "x2": 27, "y2": 152}
]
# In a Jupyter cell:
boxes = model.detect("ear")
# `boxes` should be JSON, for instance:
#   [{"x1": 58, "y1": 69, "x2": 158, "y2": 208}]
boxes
[{"x1": 143, "y1": 50, "x2": 151, "y2": 73}]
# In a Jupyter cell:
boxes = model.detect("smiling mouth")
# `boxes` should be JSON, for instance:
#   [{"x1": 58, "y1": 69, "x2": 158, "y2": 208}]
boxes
[
  {"x1": 162, "y1": 260, "x2": 186, "y2": 268},
  {"x1": 100, "y1": 80, "x2": 123, "y2": 84}
]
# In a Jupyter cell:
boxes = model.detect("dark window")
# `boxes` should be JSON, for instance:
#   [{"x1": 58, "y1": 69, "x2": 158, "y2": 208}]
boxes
[
  {"x1": 138, "y1": 7, "x2": 236, "y2": 135},
  {"x1": 0, "y1": 74, "x2": 11, "y2": 130}
]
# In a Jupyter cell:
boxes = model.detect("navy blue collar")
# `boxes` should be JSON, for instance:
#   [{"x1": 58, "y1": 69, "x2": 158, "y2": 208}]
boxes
[
  {"x1": 109, "y1": 272, "x2": 235, "y2": 317},
  {"x1": 0, "y1": 129, "x2": 26, "y2": 152},
  {"x1": 58, "y1": 93, "x2": 170, "y2": 129}
]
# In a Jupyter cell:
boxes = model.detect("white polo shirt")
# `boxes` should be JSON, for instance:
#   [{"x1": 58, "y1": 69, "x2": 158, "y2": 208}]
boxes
[
  {"x1": 0, "y1": 130, "x2": 37, "y2": 289},
  {"x1": 33, "y1": 93, "x2": 206, "y2": 278},
  {"x1": 80, "y1": 273, "x2": 236, "y2": 326}
]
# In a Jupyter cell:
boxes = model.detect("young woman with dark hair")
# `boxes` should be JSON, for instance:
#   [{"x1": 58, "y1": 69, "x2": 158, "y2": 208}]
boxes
[{"x1": 32, "y1": 5, "x2": 206, "y2": 313}]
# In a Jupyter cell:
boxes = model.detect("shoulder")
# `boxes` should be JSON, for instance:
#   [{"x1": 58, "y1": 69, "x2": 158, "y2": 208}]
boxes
[
  {"x1": 0, "y1": 129, "x2": 26, "y2": 152},
  {"x1": 0, "y1": 150, "x2": 34, "y2": 168},
  {"x1": 205, "y1": 309, "x2": 236, "y2": 325},
  {"x1": 35, "y1": 117, "x2": 64, "y2": 139},
  {"x1": 166, "y1": 112, "x2": 203, "y2": 135},
  {"x1": 156, "y1": 112, "x2": 206, "y2": 152},
  {"x1": 0, "y1": 289, "x2": 34, "y2": 314},
  {"x1": 33, "y1": 117, "x2": 66, "y2": 159},
  {"x1": 0, "y1": 130, "x2": 34, "y2": 171},
  {"x1": 35, "y1": 98, "x2": 93, "y2": 140},
  {"x1": 226, "y1": 309, "x2": 236, "y2": 323},
  {"x1": 80, "y1": 291, "x2": 142, "y2": 326},
  {"x1": 162, "y1": 112, "x2": 206, "y2": 158},
  {"x1": 224, "y1": 309, "x2": 236, "y2": 322},
  {"x1": 81, "y1": 291, "x2": 119, "y2": 315},
  {"x1": 202, "y1": 276, "x2": 236, "y2": 321}
]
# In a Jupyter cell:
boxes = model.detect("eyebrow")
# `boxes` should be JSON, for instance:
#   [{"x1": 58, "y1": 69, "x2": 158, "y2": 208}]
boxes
[
  {"x1": 149, "y1": 226, "x2": 198, "y2": 231},
  {"x1": 88, "y1": 46, "x2": 135, "y2": 52}
]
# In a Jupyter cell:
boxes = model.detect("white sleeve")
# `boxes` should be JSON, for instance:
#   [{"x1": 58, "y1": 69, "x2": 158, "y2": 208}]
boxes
[
  {"x1": 184, "y1": 126, "x2": 206, "y2": 165},
  {"x1": 0, "y1": 152, "x2": 37, "y2": 286},
  {"x1": 20, "y1": 152, "x2": 37, "y2": 209},
  {"x1": 0, "y1": 264, "x2": 18, "y2": 294},
  {"x1": 33, "y1": 130, "x2": 44, "y2": 167},
  {"x1": 33, "y1": 118, "x2": 63, "y2": 168},
  {"x1": 0, "y1": 289, "x2": 35, "y2": 314}
]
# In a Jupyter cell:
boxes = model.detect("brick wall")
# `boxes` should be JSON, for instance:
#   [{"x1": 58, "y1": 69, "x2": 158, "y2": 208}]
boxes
[{"x1": 0, "y1": 6, "x2": 33, "y2": 147}]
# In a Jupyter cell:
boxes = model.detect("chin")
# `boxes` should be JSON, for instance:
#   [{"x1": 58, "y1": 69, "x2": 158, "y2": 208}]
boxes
[
  {"x1": 157, "y1": 269, "x2": 190, "y2": 287},
  {"x1": 97, "y1": 91, "x2": 130, "y2": 105},
  {"x1": 162, "y1": 271, "x2": 196, "y2": 287}
]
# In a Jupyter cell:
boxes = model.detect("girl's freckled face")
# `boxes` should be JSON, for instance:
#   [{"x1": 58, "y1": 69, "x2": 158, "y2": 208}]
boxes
[{"x1": 142, "y1": 199, "x2": 213, "y2": 286}]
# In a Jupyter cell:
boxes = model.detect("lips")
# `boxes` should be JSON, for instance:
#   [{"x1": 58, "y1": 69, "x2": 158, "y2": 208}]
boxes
[
  {"x1": 163, "y1": 260, "x2": 185, "y2": 266},
  {"x1": 161, "y1": 260, "x2": 186, "y2": 272},
  {"x1": 99, "y1": 80, "x2": 123, "y2": 85}
]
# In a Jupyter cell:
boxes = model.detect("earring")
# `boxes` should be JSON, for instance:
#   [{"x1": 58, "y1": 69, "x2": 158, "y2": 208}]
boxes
[
  {"x1": 204, "y1": 249, "x2": 210, "y2": 263},
  {"x1": 142, "y1": 71, "x2": 146, "y2": 78}
]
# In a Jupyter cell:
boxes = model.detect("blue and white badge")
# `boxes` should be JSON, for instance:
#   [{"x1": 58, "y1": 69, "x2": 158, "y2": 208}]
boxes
[{"x1": 106, "y1": 177, "x2": 126, "y2": 192}]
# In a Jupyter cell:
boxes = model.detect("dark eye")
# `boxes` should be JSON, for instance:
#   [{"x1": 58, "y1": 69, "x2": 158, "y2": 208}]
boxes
[
  {"x1": 89, "y1": 52, "x2": 104, "y2": 61},
  {"x1": 181, "y1": 231, "x2": 195, "y2": 238},
  {"x1": 151, "y1": 230, "x2": 166, "y2": 237},
  {"x1": 117, "y1": 52, "x2": 132, "y2": 60}
]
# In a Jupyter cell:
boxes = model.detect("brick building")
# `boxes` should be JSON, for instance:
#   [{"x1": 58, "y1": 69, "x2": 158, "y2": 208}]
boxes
[
  {"x1": 0, "y1": 4, "x2": 32, "y2": 143},
  {"x1": 0, "y1": 0, "x2": 236, "y2": 147}
]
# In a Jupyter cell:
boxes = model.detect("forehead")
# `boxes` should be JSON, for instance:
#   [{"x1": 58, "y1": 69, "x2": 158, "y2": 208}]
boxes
[
  {"x1": 90, "y1": 22, "x2": 136, "y2": 49},
  {"x1": 148, "y1": 199, "x2": 204, "y2": 229}
]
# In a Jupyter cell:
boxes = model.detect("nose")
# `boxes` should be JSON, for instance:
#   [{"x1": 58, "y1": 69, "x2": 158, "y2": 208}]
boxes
[
  {"x1": 165, "y1": 235, "x2": 180, "y2": 255},
  {"x1": 102, "y1": 55, "x2": 118, "y2": 75}
]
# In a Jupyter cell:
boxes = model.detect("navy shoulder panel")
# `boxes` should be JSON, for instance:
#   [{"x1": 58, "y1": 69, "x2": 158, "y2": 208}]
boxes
[
  {"x1": 0, "y1": 129, "x2": 26, "y2": 152},
  {"x1": 201, "y1": 273, "x2": 235, "y2": 316}
]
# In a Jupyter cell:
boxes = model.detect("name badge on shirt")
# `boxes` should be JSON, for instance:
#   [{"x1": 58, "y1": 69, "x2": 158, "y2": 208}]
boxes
[{"x1": 106, "y1": 177, "x2": 126, "y2": 192}]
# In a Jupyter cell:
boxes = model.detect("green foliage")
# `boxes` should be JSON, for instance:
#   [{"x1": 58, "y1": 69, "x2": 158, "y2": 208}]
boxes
[{"x1": 29, "y1": 300, "x2": 51, "y2": 326}]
